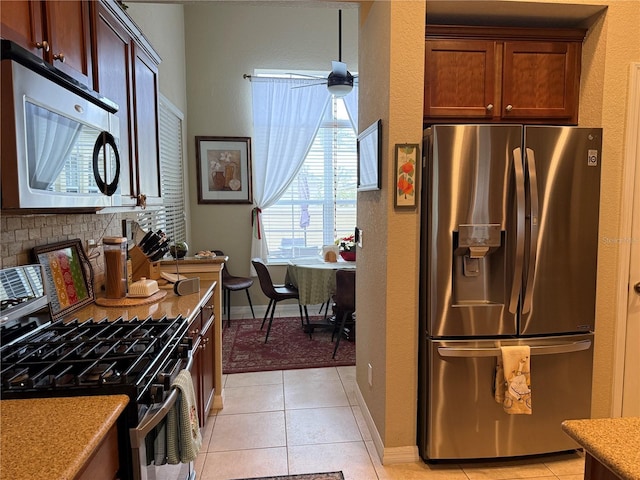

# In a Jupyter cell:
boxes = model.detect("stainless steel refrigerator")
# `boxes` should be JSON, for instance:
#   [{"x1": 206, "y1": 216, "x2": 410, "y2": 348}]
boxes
[{"x1": 418, "y1": 124, "x2": 602, "y2": 460}]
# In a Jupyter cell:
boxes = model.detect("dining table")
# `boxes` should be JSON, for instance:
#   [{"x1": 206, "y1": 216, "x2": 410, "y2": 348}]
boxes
[{"x1": 285, "y1": 256, "x2": 356, "y2": 332}]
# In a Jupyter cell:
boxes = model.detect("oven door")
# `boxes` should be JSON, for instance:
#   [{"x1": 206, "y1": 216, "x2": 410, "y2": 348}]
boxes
[{"x1": 130, "y1": 355, "x2": 196, "y2": 480}]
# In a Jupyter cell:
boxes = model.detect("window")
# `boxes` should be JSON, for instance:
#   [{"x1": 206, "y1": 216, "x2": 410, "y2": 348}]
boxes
[
  {"x1": 136, "y1": 95, "x2": 187, "y2": 243},
  {"x1": 262, "y1": 98, "x2": 357, "y2": 261}
]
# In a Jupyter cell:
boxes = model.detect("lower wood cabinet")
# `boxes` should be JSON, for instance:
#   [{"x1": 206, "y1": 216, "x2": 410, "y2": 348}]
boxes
[
  {"x1": 75, "y1": 424, "x2": 119, "y2": 480},
  {"x1": 190, "y1": 287, "x2": 216, "y2": 427}
]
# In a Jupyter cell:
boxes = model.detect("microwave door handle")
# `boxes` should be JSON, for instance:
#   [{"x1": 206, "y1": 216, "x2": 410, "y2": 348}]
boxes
[
  {"x1": 509, "y1": 147, "x2": 526, "y2": 314},
  {"x1": 92, "y1": 131, "x2": 120, "y2": 196},
  {"x1": 522, "y1": 148, "x2": 539, "y2": 314}
]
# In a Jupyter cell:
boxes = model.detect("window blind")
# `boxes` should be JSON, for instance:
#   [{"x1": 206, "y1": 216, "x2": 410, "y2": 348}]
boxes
[
  {"x1": 136, "y1": 96, "x2": 187, "y2": 244},
  {"x1": 262, "y1": 98, "x2": 357, "y2": 261}
]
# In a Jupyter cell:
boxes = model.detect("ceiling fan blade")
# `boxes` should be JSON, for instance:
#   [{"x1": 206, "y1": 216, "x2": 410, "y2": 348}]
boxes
[
  {"x1": 291, "y1": 80, "x2": 327, "y2": 89},
  {"x1": 332, "y1": 60, "x2": 348, "y2": 77}
]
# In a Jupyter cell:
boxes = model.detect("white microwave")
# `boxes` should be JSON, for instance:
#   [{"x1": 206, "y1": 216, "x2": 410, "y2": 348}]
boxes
[{"x1": 1, "y1": 53, "x2": 122, "y2": 211}]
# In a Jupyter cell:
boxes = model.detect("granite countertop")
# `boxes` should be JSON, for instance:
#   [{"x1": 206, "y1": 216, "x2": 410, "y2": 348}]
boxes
[
  {"x1": 64, "y1": 280, "x2": 216, "y2": 322},
  {"x1": 562, "y1": 417, "x2": 640, "y2": 480},
  {"x1": 0, "y1": 395, "x2": 129, "y2": 480}
]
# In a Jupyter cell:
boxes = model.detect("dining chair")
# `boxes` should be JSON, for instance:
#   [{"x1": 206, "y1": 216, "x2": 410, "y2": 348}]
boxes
[
  {"x1": 213, "y1": 250, "x2": 255, "y2": 328},
  {"x1": 251, "y1": 258, "x2": 305, "y2": 343},
  {"x1": 332, "y1": 269, "x2": 356, "y2": 358}
]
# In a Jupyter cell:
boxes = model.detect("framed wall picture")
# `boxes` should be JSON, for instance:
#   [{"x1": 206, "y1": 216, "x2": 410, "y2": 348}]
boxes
[
  {"x1": 32, "y1": 239, "x2": 95, "y2": 320},
  {"x1": 394, "y1": 143, "x2": 420, "y2": 209},
  {"x1": 196, "y1": 136, "x2": 253, "y2": 204},
  {"x1": 357, "y1": 119, "x2": 382, "y2": 192}
]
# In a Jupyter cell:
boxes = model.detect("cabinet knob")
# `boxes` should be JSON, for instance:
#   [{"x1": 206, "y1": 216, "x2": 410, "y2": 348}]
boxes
[
  {"x1": 36, "y1": 40, "x2": 50, "y2": 53},
  {"x1": 486, "y1": 104, "x2": 494, "y2": 111},
  {"x1": 634, "y1": 282, "x2": 640, "y2": 294},
  {"x1": 53, "y1": 52, "x2": 65, "y2": 63},
  {"x1": 505, "y1": 104, "x2": 513, "y2": 112}
]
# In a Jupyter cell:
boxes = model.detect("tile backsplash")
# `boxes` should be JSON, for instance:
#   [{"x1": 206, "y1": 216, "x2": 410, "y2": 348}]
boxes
[{"x1": 0, "y1": 212, "x2": 134, "y2": 291}]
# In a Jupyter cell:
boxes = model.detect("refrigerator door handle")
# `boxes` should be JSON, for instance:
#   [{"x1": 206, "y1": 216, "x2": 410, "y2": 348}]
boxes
[
  {"x1": 437, "y1": 340, "x2": 592, "y2": 358},
  {"x1": 522, "y1": 148, "x2": 540, "y2": 314},
  {"x1": 510, "y1": 147, "x2": 526, "y2": 314}
]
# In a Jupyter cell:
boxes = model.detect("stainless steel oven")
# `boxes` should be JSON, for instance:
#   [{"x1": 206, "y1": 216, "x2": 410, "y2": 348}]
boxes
[{"x1": 0, "y1": 265, "x2": 196, "y2": 480}]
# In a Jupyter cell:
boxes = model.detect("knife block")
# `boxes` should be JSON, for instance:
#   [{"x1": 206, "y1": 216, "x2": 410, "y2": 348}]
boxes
[{"x1": 129, "y1": 245, "x2": 161, "y2": 282}]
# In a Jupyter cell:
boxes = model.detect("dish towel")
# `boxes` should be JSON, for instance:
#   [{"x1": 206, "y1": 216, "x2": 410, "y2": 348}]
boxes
[
  {"x1": 167, "y1": 369, "x2": 203, "y2": 464},
  {"x1": 494, "y1": 346, "x2": 532, "y2": 415}
]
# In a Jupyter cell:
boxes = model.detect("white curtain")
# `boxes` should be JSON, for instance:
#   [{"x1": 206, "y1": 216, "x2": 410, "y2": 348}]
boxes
[
  {"x1": 26, "y1": 103, "x2": 81, "y2": 190},
  {"x1": 250, "y1": 77, "x2": 331, "y2": 266}
]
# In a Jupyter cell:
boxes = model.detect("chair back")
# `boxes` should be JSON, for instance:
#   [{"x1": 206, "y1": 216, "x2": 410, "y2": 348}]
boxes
[
  {"x1": 213, "y1": 249, "x2": 231, "y2": 280},
  {"x1": 251, "y1": 258, "x2": 277, "y2": 299},
  {"x1": 334, "y1": 269, "x2": 356, "y2": 310}
]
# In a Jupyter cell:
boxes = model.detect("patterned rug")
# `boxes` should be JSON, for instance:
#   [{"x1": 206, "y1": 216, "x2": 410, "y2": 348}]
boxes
[
  {"x1": 222, "y1": 316, "x2": 355, "y2": 374},
  {"x1": 231, "y1": 472, "x2": 344, "y2": 480}
]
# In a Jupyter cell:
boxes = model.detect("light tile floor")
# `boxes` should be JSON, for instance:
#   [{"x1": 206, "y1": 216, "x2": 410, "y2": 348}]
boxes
[{"x1": 196, "y1": 366, "x2": 585, "y2": 480}]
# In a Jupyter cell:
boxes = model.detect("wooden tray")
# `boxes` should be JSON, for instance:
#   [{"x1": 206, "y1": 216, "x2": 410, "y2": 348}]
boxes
[{"x1": 94, "y1": 289, "x2": 167, "y2": 307}]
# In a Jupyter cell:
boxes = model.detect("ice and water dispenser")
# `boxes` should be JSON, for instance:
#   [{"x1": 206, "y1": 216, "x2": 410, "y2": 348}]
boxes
[{"x1": 452, "y1": 224, "x2": 505, "y2": 305}]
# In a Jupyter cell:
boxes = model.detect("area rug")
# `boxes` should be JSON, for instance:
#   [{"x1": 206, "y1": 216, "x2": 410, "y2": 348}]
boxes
[
  {"x1": 222, "y1": 316, "x2": 355, "y2": 374},
  {"x1": 231, "y1": 472, "x2": 344, "y2": 480}
]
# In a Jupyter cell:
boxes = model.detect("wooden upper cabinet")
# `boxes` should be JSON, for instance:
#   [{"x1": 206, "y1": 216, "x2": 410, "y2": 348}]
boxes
[
  {"x1": 425, "y1": 39, "x2": 497, "y2": 119},
  {"x1": 502, "y1": 40, "x2": 580, "y2": 122},
  {"x1": 92, "y1": 1, "x2": 161, "y2": 208},
  {"x1": 1, "y1": 0, "x2": 93, "y2": 88},
  {"x1": 0, "y1": 1, "x2": 44, "y2": 56},
  {"x1": 424, "y1": 26, "x2": 585, "y2": 125},
  {"x1": 93, "y1": 2, "x2": 134, "y2": 203},
  {"x1": 132, "y1": 44, "x2": 162, "y2": 207}
]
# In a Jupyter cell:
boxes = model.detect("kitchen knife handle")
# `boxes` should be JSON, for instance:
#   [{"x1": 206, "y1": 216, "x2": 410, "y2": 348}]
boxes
[{"x1": 510, "y1": 147, "x2": 525, "y2": 314}]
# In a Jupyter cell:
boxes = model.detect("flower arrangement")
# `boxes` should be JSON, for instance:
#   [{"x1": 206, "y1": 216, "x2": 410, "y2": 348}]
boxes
[{"x1": 335, "y1": 234, "x2": 356, "y2": 252}]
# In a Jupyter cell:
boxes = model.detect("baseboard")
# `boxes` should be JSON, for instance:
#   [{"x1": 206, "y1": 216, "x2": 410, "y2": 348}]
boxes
[{"x1": 354, "y1": 381, "x2": 420, "y2": 465}]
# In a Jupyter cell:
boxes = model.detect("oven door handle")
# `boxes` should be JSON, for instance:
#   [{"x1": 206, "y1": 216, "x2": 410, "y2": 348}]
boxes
[{"x1": 129, "y1": 355, "x2": 193, "y2": 447}]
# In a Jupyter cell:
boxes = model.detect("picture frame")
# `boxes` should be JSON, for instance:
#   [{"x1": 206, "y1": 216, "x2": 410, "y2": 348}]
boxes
[
  {"x1": 357, "y1": 119, "x2": 382, "y2": 192},
  {"x1": 394, "y1": 143, "x2": 420, "y2": 209},
  {"x1": 195, "y1": 136, "x2": 253, "y2": 204},
  {"x1": 32, "y1": 239, "x2": 95, "y2": 320}
]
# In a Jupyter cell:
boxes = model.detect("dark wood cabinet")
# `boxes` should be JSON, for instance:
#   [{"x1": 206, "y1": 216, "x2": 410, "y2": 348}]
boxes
[
  {"x1": 1, "y1": 0, "x2": 93, "y2": 87},
  {"x1": 190, "y1": 288, "x2": 216, "y2": 428},
  {"x1": 92, "y1": 1, "x2": 161, "y2": 208},
  {"x1": 501, "y1": 40, "x2": 581, "y2": 122},
  {"x1": 424, "y1": 26, "x2": 585, "y2": 124},
  {"x1": 425, "y1": 39, "x2": 497, "y2": 120}
]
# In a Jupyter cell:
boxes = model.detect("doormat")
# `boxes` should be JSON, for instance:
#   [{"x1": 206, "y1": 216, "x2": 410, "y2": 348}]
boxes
[
  {"x1": 222, "y1": 317, "x2": 355, "y2": 374},
  {"x1": 230, "y1": 472, "x2": 344, "y2": 480}
]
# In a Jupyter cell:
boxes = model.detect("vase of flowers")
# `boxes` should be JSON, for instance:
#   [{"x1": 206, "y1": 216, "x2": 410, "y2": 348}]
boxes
[{"x1": 336, "y1": 234, "x2": 356, "y2": 261}]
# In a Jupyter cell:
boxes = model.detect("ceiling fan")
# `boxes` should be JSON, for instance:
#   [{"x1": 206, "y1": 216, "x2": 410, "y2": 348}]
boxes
[
  {"x1": 326, "y1": 10, "x2": 356, "y2": 96},
  {"x1": 295, "y1": 10, "x2": 357, "y2": 97}
]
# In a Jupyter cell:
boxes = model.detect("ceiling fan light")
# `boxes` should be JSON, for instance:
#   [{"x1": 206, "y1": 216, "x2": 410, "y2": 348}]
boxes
[{"x1": 327, "y1": 71, "x2": 354, "y2": 97}]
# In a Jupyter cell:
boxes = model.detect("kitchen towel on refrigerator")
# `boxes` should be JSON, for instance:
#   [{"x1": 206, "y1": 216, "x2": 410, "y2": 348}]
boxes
[{"x1": 494, "y1": 346, "x2": 532, "y2": 415}]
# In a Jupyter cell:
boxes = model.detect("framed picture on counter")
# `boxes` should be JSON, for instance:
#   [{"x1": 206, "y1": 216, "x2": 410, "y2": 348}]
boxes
[
  {"x1": 32, "y1": 239, "x2": 95, "y2": 320},
  {"x1": 196, "y1": 136, "x2": 253, "y2": 204}
]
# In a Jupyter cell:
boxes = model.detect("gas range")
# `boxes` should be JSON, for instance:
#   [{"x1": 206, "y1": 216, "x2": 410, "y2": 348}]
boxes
[{"x1": 0, "y1": 265, "x2": 195, "y2": 480}]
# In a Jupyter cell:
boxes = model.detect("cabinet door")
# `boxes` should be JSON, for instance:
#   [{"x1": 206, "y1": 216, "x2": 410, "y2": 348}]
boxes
[
  {"x1": 93, "y1": 3, "x2": 135, "y2": 205},
  {"x1": 44, "y1": 0, "x2": 93, "y2": 87},
  {"x1": 0, "y1": 0, "x2": 44, "y2": 57},
  {"x1": 132, "y1": 44, "x2": 162, "y2": 207},
  {"x1": 425, "y1": 39, "x2": 497, "y2": 120},
  {"x1": 501, "y1": 41, "x2": 580, "y2": 123},
  {"x1": 199, "y1": 320, "x2": 215, "y2": 425}
]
